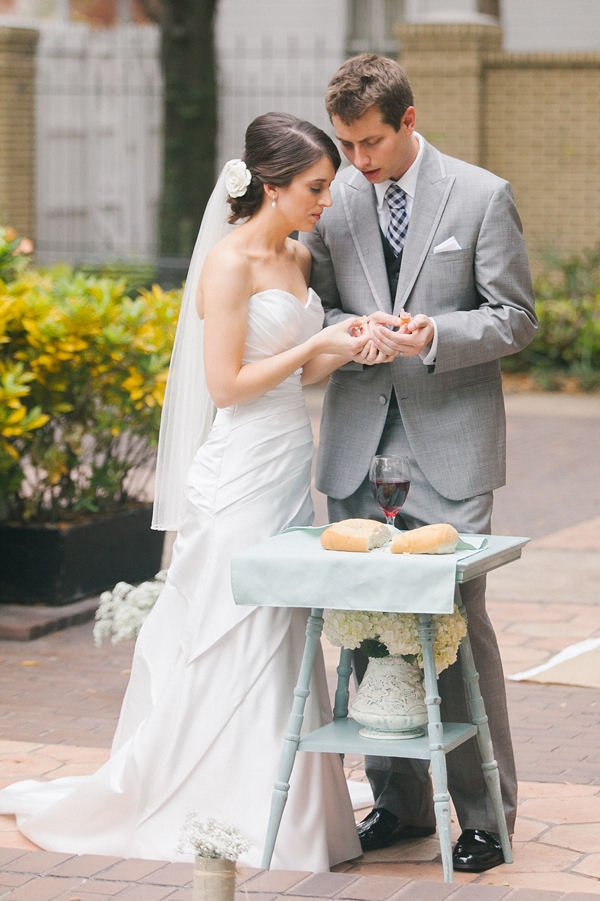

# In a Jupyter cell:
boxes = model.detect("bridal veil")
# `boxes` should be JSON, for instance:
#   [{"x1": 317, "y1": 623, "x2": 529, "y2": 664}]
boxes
[{"x1": 152, "y1": 165, "x2": 236, "y2": 531}]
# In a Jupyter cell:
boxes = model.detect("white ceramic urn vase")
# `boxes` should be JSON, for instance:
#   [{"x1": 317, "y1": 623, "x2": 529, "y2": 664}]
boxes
[{"x1": 349, "y1": 655, "x2": 428, "y2": 739}]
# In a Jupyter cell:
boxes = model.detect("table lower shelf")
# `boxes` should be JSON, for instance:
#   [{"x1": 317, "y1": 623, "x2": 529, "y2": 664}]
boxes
[{"x1": 298, "y1": 716, "x2": 478, "y2": 759}]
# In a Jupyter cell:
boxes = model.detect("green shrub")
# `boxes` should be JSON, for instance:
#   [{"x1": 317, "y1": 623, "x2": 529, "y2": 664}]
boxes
[
  {"x1": 0, "y1": 259, "x2": 181, "y2": 523},
  {"x1": 76, "y1": 261, "x2": 158, "y2": 294},
  {"x1": 503, "y1": 245, "x2": 600, "y2": 390}
]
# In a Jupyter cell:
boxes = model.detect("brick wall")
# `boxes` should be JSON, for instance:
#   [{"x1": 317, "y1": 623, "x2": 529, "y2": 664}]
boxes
[
  {"x1": 0, "y1": 26, "x2": 37, "y2": 240},
  {"x1": 397, "y1": 23, "x2": 600, "y2": 261}
]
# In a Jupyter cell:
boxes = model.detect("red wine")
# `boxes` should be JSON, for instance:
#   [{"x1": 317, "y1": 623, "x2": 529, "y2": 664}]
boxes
[{"x1": 370, "y1": 478, "x2": 410, "y2": 518}]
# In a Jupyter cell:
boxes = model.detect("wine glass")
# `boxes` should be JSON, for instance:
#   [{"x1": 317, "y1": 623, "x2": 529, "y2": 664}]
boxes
[{"x1": 369, "y1": 455, "x2": 411, "y2": 527}]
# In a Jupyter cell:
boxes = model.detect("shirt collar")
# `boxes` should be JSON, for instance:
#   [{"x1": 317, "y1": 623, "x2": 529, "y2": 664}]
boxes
[{"x1": 374, "y1": 132, "x2": 424, "y2": 210}]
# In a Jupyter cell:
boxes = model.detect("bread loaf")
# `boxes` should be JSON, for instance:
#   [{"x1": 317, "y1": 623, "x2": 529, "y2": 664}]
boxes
[
  {"x1": 321, "y1": 519, "x2": 390, "y2": 553},
  {"x1": 391, "y1": 523, "x2": 459, "y2": 555}
]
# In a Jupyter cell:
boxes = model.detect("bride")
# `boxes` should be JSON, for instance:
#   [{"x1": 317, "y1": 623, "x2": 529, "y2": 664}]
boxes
[{"x1": 0, "y1": 113, "x2": 367, "y2": 871}]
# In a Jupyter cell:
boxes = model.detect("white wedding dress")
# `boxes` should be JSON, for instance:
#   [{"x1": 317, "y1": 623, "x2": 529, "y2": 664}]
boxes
[{"x1": 0, "y1": 288, "x2": 361, "y2": 871}]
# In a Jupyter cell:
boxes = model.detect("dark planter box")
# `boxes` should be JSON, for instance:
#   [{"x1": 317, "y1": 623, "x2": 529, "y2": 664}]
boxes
[{"x1": 0, "y1": 504, "x2": 164, "y2": 606}]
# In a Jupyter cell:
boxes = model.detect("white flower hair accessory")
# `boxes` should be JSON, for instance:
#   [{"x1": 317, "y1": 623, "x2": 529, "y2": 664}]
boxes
[{"x1": 224, "y1": 159, "x2": 252, "y2": 198}]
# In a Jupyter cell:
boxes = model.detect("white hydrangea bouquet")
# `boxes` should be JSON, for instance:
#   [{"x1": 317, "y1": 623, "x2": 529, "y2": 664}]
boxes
[
  {"x1": 93, "y1": 570, "x2": 167, "y2": 646},
  {"x1": 324, "y1": 605, "x2": 467, "y2": 674}
]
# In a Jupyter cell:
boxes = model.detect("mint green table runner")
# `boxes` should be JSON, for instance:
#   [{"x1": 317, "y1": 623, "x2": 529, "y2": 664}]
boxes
[{"x1": 231, "y1": 526, "x2": 488, "y2": 615}]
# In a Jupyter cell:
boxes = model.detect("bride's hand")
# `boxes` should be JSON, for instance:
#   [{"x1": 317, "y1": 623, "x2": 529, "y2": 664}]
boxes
[{"x1": 317, "y1": 317, "x2": 370, "y2": 359}]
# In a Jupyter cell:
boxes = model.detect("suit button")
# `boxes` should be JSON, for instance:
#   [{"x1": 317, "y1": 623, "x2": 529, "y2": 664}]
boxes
[{"x1": 379, "y1": 395, "x2": 387, "y2": 405}]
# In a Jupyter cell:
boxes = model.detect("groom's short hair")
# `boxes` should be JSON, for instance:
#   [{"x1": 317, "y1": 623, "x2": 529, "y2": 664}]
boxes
[{"x1": 326, "y1": 54, "x2": 413, "y2": 131}]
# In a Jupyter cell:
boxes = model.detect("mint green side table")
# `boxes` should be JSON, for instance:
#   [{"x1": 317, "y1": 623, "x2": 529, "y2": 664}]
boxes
[{"x1": 232, "y1": 531, "x2": 528, "y2": 884}]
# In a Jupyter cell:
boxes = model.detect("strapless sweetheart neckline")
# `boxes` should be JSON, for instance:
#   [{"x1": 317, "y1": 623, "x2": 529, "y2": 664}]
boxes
[{"x1": 250, "y1": 287, "x2": 315, "y2": 309}]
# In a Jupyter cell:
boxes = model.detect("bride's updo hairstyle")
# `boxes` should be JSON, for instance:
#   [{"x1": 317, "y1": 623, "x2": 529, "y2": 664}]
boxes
[{"x1": 228, "y1": 112, "x2": 341, "y2": 223}]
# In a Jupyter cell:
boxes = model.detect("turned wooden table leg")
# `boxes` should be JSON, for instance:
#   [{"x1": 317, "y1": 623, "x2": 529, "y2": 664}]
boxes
[
  {"x1": 456, "y1": 588, "x2": 513, "y2": 865},
  {"x1": 333, "y1": 647, "x2": 353, "y2": 719},
  {"x1": 261, "y1": 607, "x2": 325, "y2": 870},
  {"x1": 418, "y1": 614, "x2": 454, "y2": 884}
]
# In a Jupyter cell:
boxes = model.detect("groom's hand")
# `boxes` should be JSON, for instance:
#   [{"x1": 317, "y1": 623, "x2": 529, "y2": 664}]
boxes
[
  {"x1": 353, "y1": 341, "x2": 396, "y2": 365},
  {"x1": 368, "y1": 312, "x2": 434, "y2": 359}
]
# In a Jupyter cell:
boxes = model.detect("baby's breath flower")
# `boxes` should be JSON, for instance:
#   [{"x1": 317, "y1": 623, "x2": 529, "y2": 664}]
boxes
[
  {"x1": 93, "y1": 571, "x2": 167, "y2": 646},
  {"x1": 177, "y1": 814, "x2": 250, "y2": 860}
]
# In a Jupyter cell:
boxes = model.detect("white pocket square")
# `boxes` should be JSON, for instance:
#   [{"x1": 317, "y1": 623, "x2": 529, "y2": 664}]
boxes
[{"x1": 433, "y1": 237, "x2": 462, "y2": 254}]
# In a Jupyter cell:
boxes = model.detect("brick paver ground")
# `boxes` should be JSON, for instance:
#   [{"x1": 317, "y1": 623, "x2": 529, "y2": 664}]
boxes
[
  {"x1": 0, "y1": 624, "x2": 133, "y2": 748},
  {"x1": 493, "y1": 395, "x2": 600, "y2": 540},
  {"x1": 2, "y1": 748, "x2": 600, "y2": 891},
  {"x1": 2, "y1": 846, "x2": 600, "y2": 901}
]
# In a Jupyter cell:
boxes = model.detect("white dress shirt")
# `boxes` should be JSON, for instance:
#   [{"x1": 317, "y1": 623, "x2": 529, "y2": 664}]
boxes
[{"x1": 373, "y1": 132, "x2": 438, "y2": 365}]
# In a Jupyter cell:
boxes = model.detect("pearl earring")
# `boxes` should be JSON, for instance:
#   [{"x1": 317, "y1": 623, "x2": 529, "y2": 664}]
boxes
[{"x1": 271, "y1": 195, "x2": 277, "y2": 208}]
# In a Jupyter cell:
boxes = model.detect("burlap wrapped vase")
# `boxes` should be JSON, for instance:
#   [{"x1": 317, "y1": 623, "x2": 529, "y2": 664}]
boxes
[{"x1": 193, "y1": 857, "x2": 236, "y2": 901}]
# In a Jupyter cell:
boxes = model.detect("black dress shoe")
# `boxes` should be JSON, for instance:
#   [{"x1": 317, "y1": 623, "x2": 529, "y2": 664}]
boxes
[
  {"x1": 452, "y1": 829, "x2": 504, "y2": 872},
  {"x1": 357, "y1": 808, "x2": 436, "y2": 853}
]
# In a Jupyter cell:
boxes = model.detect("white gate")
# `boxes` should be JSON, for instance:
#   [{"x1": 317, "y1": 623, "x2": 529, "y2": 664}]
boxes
[
  {"x1": 35, "y1": 22, "x2": 162, "y2": 264},
  {"x1": 15, "y1": 1, "x2": 347, "y2": 266}
]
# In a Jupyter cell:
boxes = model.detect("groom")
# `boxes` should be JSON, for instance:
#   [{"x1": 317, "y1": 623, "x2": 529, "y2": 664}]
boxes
[{"x1": 302, "y1": 54, "x2": 537, "y2": 873}]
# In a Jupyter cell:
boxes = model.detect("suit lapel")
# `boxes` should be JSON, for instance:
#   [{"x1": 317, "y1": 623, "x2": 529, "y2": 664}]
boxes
[
  {"x1": 341, "y1": 175, "x2": 389, "y2": 313},
  {"x1": 394, "y1": 142, "x2": 456, "y2": 314}
]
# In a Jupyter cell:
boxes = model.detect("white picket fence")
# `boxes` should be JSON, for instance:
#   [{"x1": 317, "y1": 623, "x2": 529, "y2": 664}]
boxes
[{"x1": 34, "y1": 22, "x2": 163, "y2": 264}]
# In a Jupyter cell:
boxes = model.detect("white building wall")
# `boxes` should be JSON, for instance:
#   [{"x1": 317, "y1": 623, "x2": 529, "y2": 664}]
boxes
[
  {"x1": 404, "y1": 0, "x2": 600, "y2": 50},
  {"x1": 501, "y1": 0, "x2": 600, "y2": 52},
  {"x1": 405, "y1": 0, "x2": 497, "y2": 25}
]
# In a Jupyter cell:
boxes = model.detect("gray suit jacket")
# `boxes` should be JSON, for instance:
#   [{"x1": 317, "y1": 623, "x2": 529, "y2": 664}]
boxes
[{"x1": 302, "y1": 139, "x2": 537, "y2": 502}]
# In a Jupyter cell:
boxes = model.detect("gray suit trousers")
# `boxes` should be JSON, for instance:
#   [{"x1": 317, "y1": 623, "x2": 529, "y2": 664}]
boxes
[{"x1": 327, "y1": 407, "x2": 517, "y2": 834}]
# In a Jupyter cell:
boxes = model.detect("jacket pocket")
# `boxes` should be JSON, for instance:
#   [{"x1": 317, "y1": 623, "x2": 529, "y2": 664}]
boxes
[{"x1": 429, "y1": 247, "x2": 472, "y2": 262}]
